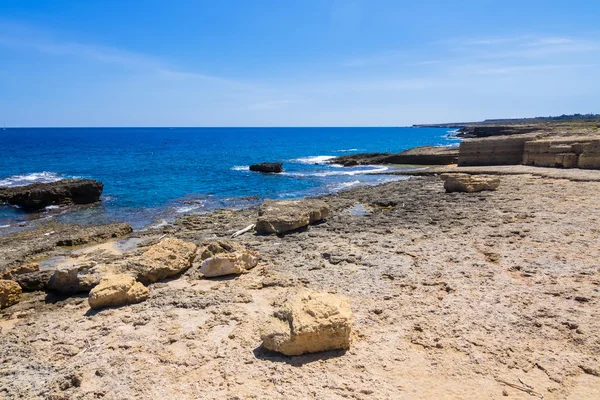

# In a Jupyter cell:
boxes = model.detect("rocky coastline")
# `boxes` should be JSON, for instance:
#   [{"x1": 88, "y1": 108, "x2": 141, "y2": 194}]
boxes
[{"x1": 1, "y1": 123, "x2": 600, "y2": 398}]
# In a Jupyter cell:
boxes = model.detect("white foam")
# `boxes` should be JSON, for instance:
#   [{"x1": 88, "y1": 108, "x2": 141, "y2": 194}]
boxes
[
  {"x1": 0, "y1": 172, "x2": 63, "y2": 187},
  {"x1": 285, "y1": 166, "x2": 389, "y2": 177},
  {"x1": 0, "y1": 224, "x2": 10, "y2": 229},
  {"x1": 334, "y1": 148, "x2": 359, "y2": 153},
  {"x1": 175, "y1": 205, "x2": 202, "y2": 213},
  {"x1": 231, "y1": 165, "x2": 249, "y2": 171},
  {"x1": 332, "y1": 180, "x2": 361, "y2": 191},
  {"x1": 45, "y1": 205, "x2": 61, "y2": 210},
  {"x1": 292, "y1": 155, "x2": 336, "y2": 164}
]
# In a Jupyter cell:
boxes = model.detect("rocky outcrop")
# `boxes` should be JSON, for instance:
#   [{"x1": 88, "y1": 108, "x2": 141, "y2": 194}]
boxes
[
  {"x1": 0, "y1": 222, "x2": 132, "y2": 275},
  {"x1": 249, "y1": 162, "x2": 283, "y2": 173},
  {"x1": 256, "y1": 199, "x2": 329, "y2": 234},
  {"x1": 122, "y1": 238, "x2": 197, "y2": 284},
  {"x1": 0, "y1": 279, "x2": 22, "y2": 309},
  {"x1": 88, "y1": 274, "x2": 149, "y2": 310},
  {"x1": 261, "y1": 289, "x2": 353, "y2": 356},
  {"x1": 196, "y1": 240, "x2": 259, "y2": 277},
  {"x1": 329, "y1": 153, "x2": 390, "y2": 167},
  {"x1": 458, "y1": 134, "x2": 539, "y2": 166},
  {"x1": 329, "y1": 147, "x2": 458, "y2": 167},
  {"x1": 0, "y1": 179, "x2": 103, "y2": 211},
  {"x1": 14, "y1": 270, "x2": 54, "y2": 292},
  {"x1": 442, "y1": 174, "x2": 500, "y2": 193},
  {"x1": 455, "y1": 126, "x2": 539, "y2": 138},
  {"x1": 522, "y1": 136, "x2": 600, "y2": 169},
  {"x1": 1, "y1": 262, "x2": 39, "y2": 280}
]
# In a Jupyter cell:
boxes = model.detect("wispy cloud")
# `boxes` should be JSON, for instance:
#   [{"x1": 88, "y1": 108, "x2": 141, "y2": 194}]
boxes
[{"x1": 0, "y1": 20, "x2": 246, "y2": 87}]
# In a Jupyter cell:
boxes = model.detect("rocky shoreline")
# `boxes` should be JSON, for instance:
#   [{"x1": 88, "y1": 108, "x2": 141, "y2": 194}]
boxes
[
  {"x1": 2, "y1": 120, "x2": 600, "y2": 398},
  {"x1": 1, "y1": 162, "x2": 599, "y2": 398}
]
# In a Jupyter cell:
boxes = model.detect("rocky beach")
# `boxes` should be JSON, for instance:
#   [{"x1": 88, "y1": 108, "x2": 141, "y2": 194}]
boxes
[{"x1": 2, "y1": 119, "x2": 600, "y2": 399}]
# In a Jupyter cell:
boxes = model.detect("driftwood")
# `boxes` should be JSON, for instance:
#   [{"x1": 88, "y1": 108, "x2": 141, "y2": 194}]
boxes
[{"x1": 231, "y1": 224, "x2": 255, "y2": 238}]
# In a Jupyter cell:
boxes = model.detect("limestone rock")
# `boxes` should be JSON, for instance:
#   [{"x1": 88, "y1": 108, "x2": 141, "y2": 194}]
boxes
[
  {"x1": 124, "y1": 238, "x2": 197, "y2": 284},
  {"x1": 0, "y1": 179, "x2": 103, "y2": 211},
  {"x1": 0, "y1": 279, "x2": 22, "y2": 309},
  {"x1": 458, "y1": 134, "x2": 539, "y2": 166},
  {"x1": 249, "y1": 162, "x2": 283, "y2": 173},
  {"x1": 88, "y1": 274, "x2": 149, "y2": 310},
  {"x1": 256, "y1": 199, "x2": 329, "y2": 235},
  {"x1": 261, "y1": 289, "x2": 353, "y2": 356},
  {"x1": 442, "y1": 174, "x2": 500, "y2": 193},
  {"x1": 14, "y1": 270, "x2": 54, "y2": 292},
  {"x1": 47, "y1": 263, "x2": 107, "y2": 294},
  {"x1": 196, "y1": 240, "x2": 259, "y2": 277},
  {"x1": 1, "y1": 262, "x2": 40, "y2": 280}
]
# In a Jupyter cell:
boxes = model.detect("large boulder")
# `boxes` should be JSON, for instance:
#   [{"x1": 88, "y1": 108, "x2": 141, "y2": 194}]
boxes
[
  {"x1": 123, "y1": 238, "x2": 197, "y2": 284},
  {"x1": 196, "y1": 240, "x2": 259, "y2": 277},
  {"x1": 47, "y1": 263, "x2": 107, "y2": 294},
  {"x1": 0, "y1": 179, "x2": 103, "y2": 211},
  {"x1": 256, "y1": 199, "x2": 329, "y2": 235},
  {"x1": 14, "y1": 270, "x2": 54, "y2": 292},
  {"x1": 249, "y1": 162, "x2": 283, "y2": 173},
  {"x1": 442, "y1": 173, "x2": 500, "y2": 193},
  {"x1": 0, "y1": 279, "x2": 22, "y2": 309},
  {"x1": 88, "y1": 274, "x2": 149, "y2": 310},
  {"x1": 261, "y1": 289, "x2": 353, "y2": 356}
]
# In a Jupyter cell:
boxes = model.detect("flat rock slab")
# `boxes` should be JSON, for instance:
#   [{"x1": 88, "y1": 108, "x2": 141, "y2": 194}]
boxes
[
  {"x1": 0, "y1": 179, "x2": 103, "y2": 211},
  {"x1": 261, "y1": 289, "x2": 353, "y2": 356},
  {"x1": 256, "y1": 199, "x2": 329, "y2": 234},
  {"x1": 442, "y1": 173, "x2": 500, "y2": 193}
]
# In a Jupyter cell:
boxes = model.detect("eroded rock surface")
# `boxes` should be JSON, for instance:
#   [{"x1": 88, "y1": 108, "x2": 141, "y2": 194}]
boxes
[
  {"x1": 121, "y1": 238, "x2": 197, "y2": 284},
  {"x1": 256, "y1": 199, "x2": 329, "y2": 234},
  {"x1": 88, "y1": 274, "x2": 149, "y2": 310},
  {"x1": 442, "y1": 173, "x2": 500, "y2": 193},
  {"x1": 261, "y1": 289, "x2": 353, "y2": 356},
  {"x1": 0, "y1": 179, "x2": 103, "y2": 211},
  {"x1": 0, "y1": 279, "x2": 22, "y2": 309},
  {"x1": 196, "y1": 240, "x2": 259, "y2": 277}
]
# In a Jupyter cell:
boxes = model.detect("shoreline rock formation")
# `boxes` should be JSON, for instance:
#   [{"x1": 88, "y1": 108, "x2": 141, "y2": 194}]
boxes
[
  {"x1": 328, "y1": 146, "x2": 458, "y2": 167},
  {"x1": 249, "y1": 162, "x2": 283, "y2": 173},
  {"x1": 0, "y1": 179, "x2": 103, "y2": 211},
  {"x1": 256, "y1": 199, "x2": 329, "y2": 234}
]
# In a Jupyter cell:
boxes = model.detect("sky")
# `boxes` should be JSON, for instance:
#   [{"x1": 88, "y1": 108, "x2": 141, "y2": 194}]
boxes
[{"x1": 0, "y1": 0, "x2": 599, "y2": 127}]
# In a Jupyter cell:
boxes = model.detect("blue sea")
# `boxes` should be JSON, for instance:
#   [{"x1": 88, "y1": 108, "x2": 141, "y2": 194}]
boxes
[{"x1": 0, "y1": 127, "x2": 458, "y2": 230}]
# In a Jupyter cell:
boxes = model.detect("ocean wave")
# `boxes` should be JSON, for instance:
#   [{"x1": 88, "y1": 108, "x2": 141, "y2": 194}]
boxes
[
  {"x1": 0, "y1": 172, "x2": 64, "y2": 187},
  {"x1": 45, "y1": 205, "x2": 61, "y2": 210},
  {"x1": 334, "y1": 148, "x2": 359, "y2": 153},
  {"x1": 231, "y1": 165, "x2": 249, "y2": 171},
  {"x1": 285, "y1": 166, "x2": 389, "y2": 177},
  {"x1": 0, "y1": 224, "x2": 10, "y2": 229},
  {"x1": 175, "y1": 204, "x2": 203, "y2": 213},
  {"x1": 291, "y1": 155, "x2": 336, "y2": 164},
  {"x1": 331, "y1": 180, "x2": 361, "y2": 191}
]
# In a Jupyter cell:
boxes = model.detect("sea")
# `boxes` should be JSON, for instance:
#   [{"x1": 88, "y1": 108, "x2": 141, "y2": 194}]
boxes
[{"x1": 0, "y1": 127, "x2": 459, "y2": 231}]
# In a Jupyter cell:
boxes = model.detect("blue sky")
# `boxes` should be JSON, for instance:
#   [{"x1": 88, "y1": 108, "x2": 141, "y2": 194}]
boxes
[{"x1": 1, "y1": 0, "x2": 599, "y2": 126}]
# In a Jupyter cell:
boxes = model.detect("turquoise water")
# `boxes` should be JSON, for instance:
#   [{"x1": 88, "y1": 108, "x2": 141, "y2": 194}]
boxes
[{"x1": 0, "y1": 127, "x2": 458, "y2": 229}]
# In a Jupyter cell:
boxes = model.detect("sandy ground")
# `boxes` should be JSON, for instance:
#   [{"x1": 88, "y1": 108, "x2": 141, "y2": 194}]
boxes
[{"x1": 1, "y1": 170, "x2": 600, "y2": 399}]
